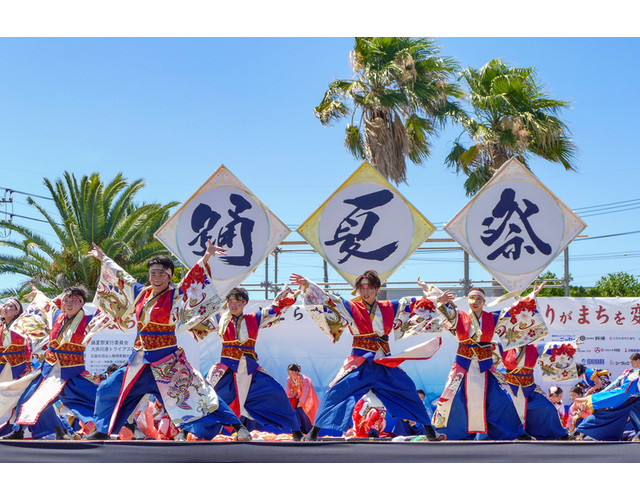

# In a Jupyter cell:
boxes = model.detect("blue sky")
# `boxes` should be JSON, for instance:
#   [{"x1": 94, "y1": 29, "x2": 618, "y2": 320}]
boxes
[{"x1": 1, "y1": 35, "x2": 640, "y2": 294}]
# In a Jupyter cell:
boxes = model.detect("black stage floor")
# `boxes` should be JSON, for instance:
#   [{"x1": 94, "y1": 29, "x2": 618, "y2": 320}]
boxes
[{"x1": 0, "y1": 438, "x2": 638, "y2": 462}]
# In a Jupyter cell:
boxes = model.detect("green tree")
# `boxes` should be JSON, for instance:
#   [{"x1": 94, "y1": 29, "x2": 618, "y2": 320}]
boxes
[
  {"x1": 591, "y1": 271, "x2": 640, "y2": 297},
  {"x1": 445, "y1": 58, "x2": 578, "y2": 196},
  {"x1": 0, "y1": 172, "x2": 178, "y2": 298},
  {"x1": 314, "y1": 37, "x2": 463, "y2": 184},
  {"x1": 523, "y1": 271, "x2": 592, "y2": 297}
]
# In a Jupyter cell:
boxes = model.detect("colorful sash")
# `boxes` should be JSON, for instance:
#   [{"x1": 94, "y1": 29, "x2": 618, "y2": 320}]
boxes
[{"x1": 349, "y1": 300, "x2": 394, "y2": 355}]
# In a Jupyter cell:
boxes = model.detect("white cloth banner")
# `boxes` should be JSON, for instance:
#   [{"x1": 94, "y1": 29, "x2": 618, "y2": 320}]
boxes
[{"x1": 85, "y1": 296, "x2": 640, "y2": 408}]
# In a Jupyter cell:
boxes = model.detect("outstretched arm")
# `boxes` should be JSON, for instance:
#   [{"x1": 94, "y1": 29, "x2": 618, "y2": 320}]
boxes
[
  {"x1": 88, "y1": 242, "x2": 107, "y2": 262},
  {"x1": 532, "y1": 280, "x2": 547, "y2": 297},
  {"x1": 289, "y1": 273, "x2": 308, "y2": 291},
  {"x1": 417, "y1": 277, "x2": 455, "y2": 303},
  {"x1": 289, "y1": 273, "x2": 348, "y2": 343},
  {"x1": 202, "y1": 239, "x2": 227, "y2": 267}
]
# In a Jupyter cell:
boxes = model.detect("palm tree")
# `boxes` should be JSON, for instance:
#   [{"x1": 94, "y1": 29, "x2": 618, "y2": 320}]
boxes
[
  {"x1": 445, "y1": 58, "x2": 578, "y2": 196},
  {"x1": 0, "y1": 172, "x2": 178, "y2": 298},
  {"x1": 314, "y1": 37, "x2": 463, "y2": 184}
]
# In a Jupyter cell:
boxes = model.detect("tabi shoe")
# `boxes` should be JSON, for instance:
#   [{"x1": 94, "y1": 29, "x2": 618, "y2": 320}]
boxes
[
  {"x1": 123, "y1": 423, "x2": 146, "y2": 440},
  {"x1": 54, "y1": 426, "x2": 77, "y2": 440},
  {"x1": 84, "y1": 430, "x2": 111, "y2": 440},
  {"x1": 301, "y1": 426, "x2": 320, "y2": 441},
  {"x1": 292, "y1": 431, "x2": 304, "y2": 441},
  {"x1": 424, "y1": 425, "x2": 446, "y2": 441},
  {"x1": 174, "y1": 430, "x2": 188, "y2": 441},
  {"x1": 1, "y1": 429, "x2": 24, "y2": 440},
  {"x1": 133, "y1": 428, "x2": 147, "y2": 440},
  {"x1": 567, "y1": 431, "x2": 584, "y2": 441},
  {"x1": 234, "y1": 425, "x2": 252, "y2": 442}
]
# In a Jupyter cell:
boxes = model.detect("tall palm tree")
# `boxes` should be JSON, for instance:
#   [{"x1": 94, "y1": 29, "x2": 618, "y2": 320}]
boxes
[
  {"x1": 0, "y1": 172, "x2": 178, "y2": 298},
  {"x1": 314, "y1": 37, "x2": 463, "y2": 184},
  {"x1": 445, "y1": 58, "x2": 578, "y2": 196}
]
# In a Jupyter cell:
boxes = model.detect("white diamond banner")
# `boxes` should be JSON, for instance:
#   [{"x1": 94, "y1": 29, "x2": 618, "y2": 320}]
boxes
[
  {"x1": 297, "y1": 161, "x2": 436, "y2": 287},
  {"x1": 155, "y1": 165, "x2": 290, "y2": 299},
  {"x1": 445, "y1": 158, "x2": 586, "y2": 293}
]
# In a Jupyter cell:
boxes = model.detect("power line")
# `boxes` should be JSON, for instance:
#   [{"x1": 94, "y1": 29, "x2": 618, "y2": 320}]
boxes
[
  {"x1": 1, "y1": 211, "x2": 51, "y2": 224},
  {"x1": 0, "y1": 186, "x2": 53, "y2": 201},
  {"x1": 577, "y1": 229, "x2": 640, "y2": 241},
  {"x1": 573, "y1": 198, "x2": 640, "y2": 211},
  {"x1": 574, "y1": 198, "x2": 640, "y2": 217}
]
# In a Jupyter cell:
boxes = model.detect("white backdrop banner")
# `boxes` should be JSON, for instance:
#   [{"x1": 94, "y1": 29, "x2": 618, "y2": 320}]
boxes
[{"x1": 85, "y1": 296, "x2": 640, "y2": 407}]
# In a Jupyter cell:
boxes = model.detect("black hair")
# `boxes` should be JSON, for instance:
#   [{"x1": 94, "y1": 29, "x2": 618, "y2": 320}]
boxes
[
  {"x1": 355, "y1": 270, "x2": 381, "y2": 290},
  {"x1": 147, "y1": 255, "x2": 174, "y2": 275},
  {"x1": 287, "y1": 363, "x2": 301, "y2": 372},
  {"x1": 63, "y1": 285, "x2": 89, "y2": 303},
  {"x1": 570, "y1": 384, "x2": 584, "y2": 396},
  {"x1": 576, "y1": 363, "x2": 586, "y2": 376},
  {"x1": 630, "y1": 353, "x2": 640, "y2": 361},
  {"x1": 549, "y1": 386, "x2": 563, "y2": 396},
  {"x1": 226, "y1": 287, "x2": 249, "y2": 303}
]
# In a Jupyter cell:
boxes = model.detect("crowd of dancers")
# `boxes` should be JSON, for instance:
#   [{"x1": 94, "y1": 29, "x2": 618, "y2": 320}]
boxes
[{"x1": 1, "y1": 244, "x2": 639, "y2": 443}]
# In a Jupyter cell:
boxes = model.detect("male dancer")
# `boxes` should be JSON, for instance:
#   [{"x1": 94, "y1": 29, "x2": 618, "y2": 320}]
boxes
[
  {"x1": 86, "y1": 241, "x2": 251, "y2": 441},
  {"x1": 205, "y1": 286, "x2": 302, "y2": 439},
  {"x1": 290, "y1": 270, "x2": 451, "y2": 441}
]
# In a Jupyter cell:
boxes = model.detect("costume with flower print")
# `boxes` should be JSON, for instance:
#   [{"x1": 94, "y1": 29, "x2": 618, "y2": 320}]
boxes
[
  {"x1": 432, "y1": 292, "x2": 546, "y2": 440},
  {"x1": 91, "y1": 256, "x2": 242, "y2": 439},
  {"x1": 501, "y1": 343, "x2": 568, "y2": 440},
  {"x1": 204, "y1": 286, "x2": 300, "y2": 433},
  {"x1": 297, "y1": 279, "x2": 447, "y2": 434}
]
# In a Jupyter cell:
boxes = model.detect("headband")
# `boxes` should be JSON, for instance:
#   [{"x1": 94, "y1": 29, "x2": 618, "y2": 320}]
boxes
[
  {"x1": 148, "y1": 263, "x2": 172, "y2": 276},
  {"x1": 468, "y1": 289, "x2": 486, "y2": 300},
  {"x1": 4, "y1": 298, "x2": 22, "y2": 313},
  {"x1": 352, "y1": 278, "x2": 375, "y2": 296}
]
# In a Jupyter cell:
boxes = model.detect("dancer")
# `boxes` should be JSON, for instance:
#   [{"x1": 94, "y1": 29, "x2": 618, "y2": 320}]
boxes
[
  {"x1": 576, "y1": 363, "x2": 611, "y2": 396},
  {"x1": 86, "y1": 241, "x2": 251, "y2": 441},
  {"x1": 346, "y1": 391, "x2": 388, "y2": 438},
  {"x1": 289, "y1": 270, "x2": 451, "y2": 441},
  {"x1": 0, "y1": 297, "x2": 64, "y2": 439},
  {"x1": 566, "y1": 384, "x2": 591, "y2": 432},
  {"x1": 286, "y1": 363, "x2": 319, "y2": 434},
  {"x1": 572, "y1": 353, "x2": 640, "y2": 441},
  {"x1": 430, "y1": 284, "x2": 547, "y2": 440},
  {"x1": 2, "y1": 287, "x2": 109, "y2": 440},
  {"x1": 548, "y1": 386, "x2": 568, "y2": 428},
  {"x1": 501, "y1": 342, "x2": 569, "y2": 440},
  {"x1": 204, "y1": 286, "x2": 302, "y2": 439}
]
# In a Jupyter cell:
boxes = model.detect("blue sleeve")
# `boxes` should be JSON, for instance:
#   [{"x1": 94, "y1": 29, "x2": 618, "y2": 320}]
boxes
[
  {"x1": 591, "y1": 379, "x2": 639, "y2": 410},
  {"x1": 133, "y1": 281, "x2": 145, "y2": 299},
  {"x1": 492, "y1": 310, "x2": 501, "y2": 326}
]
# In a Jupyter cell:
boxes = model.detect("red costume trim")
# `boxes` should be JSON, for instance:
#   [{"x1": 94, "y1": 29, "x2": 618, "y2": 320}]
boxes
[{"x1": 349, "y1": 300, "x2": 393, "y2": 354}]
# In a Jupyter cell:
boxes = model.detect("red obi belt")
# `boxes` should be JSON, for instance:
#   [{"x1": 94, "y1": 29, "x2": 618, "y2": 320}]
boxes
[
  {"x1": 455, "y1": 339, "x2": 493, "y2": 373},
  {"x1": 221, "y1": 340, "x2": 258, "y2": 361},
  {"x1": 45, "y1": 340, "x2": 85, "y2": 368},
  {"x1": 352, "y1": 333, "x2": 390, "y2": 356}
]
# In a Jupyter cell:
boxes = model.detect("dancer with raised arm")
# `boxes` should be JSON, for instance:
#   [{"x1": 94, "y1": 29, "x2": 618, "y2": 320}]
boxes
[
  {"x1": 290, "y1": 270, "x2": 452, "y2": 441},
  {"x1": 430, "y1": 284, "x2": 547, "y2": 440},
  {"x1": 86, "y1": 240, "x2": 251, "y2": 441},
  {"x1": 1, "y1": 287, "x2": 109, "y2": 440},
  {"x1": 204, "y1": 286, "x2": 302, "y2": 439}
]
